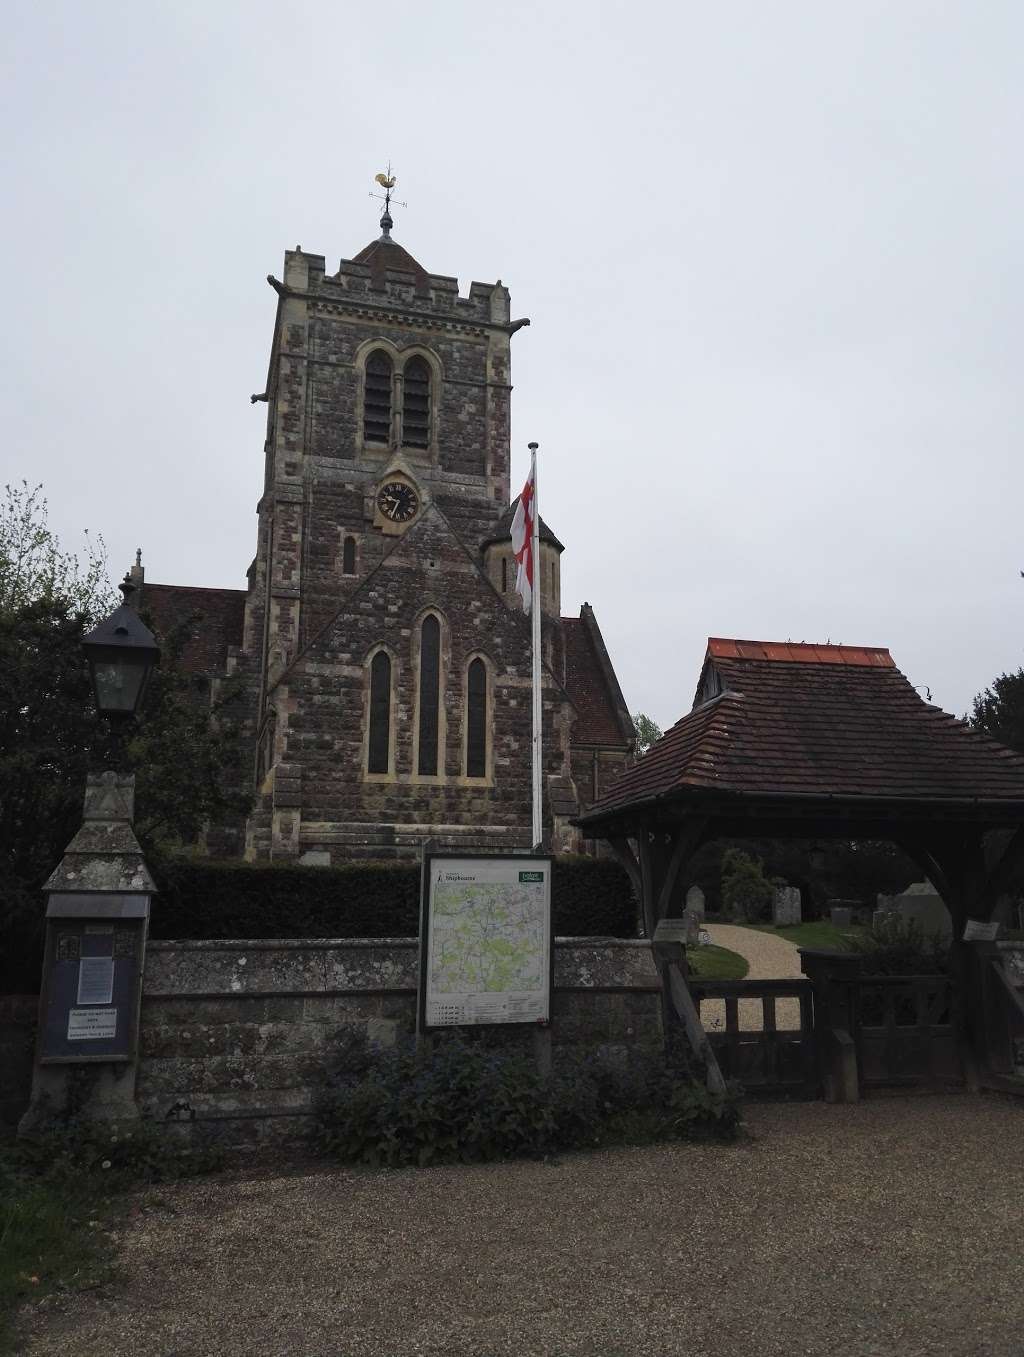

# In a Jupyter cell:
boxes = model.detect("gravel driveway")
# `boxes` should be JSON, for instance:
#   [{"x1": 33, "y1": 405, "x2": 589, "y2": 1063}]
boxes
[
  {"x1": 18, "y1": 1094, "x2": 1024, "y2": 1357},
  {"x1": 701, "y1": 924, "x2": 804, "y2": 1030}
]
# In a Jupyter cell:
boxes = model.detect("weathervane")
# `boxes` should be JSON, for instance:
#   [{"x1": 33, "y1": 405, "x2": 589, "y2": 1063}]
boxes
[{"x1": 369, "y1": 163, "x2": 407, "y2": 240}]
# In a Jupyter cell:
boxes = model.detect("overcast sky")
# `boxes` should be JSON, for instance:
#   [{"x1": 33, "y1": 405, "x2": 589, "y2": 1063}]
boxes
[{"x1": 4, "y1": 1, "x2": 1022, "y2": 730}]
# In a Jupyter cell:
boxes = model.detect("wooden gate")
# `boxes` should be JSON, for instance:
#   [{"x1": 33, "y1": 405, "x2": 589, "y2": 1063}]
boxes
[
  {"x1": 849, "y1": 975, "x2": 961, "y2": 1090},
  {"x1": 688, "y1": 978, "x2": 819, "y2": 1099}
]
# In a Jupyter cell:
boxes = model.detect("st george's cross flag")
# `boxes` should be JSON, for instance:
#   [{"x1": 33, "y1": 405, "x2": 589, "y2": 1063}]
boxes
[{"x1": 510, "y1": 460, "x2": 536, "y2": 613}]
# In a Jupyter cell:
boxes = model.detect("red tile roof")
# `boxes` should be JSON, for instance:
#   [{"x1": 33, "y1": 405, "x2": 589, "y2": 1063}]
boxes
[
  {"x1": 141, "y1": 584, "x2": 246, "y2": 676},
  {"x1": 562, "y1": 608, "x2": 633, "y2": 749},
  {"x1": 351, "y1": 236, "x2": 430, "y2": 291},
  {"x1": 580, "y1": 638, "x2": 1024, "y2": 823},
  {"x1": 707, "y1": 638, "x2": 894, "y2": 667}
]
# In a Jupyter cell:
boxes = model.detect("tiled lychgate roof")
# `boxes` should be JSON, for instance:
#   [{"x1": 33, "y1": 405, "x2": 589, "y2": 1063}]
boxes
[
  {"x1": 581, "y1": 637, "x2": 1024, "y2": 823},
  {"x1": 141, "y1": 584, "x2": 246, "y2": 676},
  {"x1": 562, "y1": 609, "x2": 633, "y2": 749}
]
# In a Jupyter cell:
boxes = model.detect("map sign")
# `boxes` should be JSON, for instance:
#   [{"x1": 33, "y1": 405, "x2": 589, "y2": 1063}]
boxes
[{"x1": 421, "y1": 855, "x2": 552, "y2": 1029}]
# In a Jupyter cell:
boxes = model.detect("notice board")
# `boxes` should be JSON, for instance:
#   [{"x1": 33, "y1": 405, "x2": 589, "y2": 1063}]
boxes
[{"x1": 419, "y1": 854, "x2": 553, "y2": 1030}]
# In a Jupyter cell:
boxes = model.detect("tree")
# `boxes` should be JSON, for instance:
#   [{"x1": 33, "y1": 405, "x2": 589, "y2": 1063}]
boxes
[
  {"x1": 0, "y1": 481, "x2": 116, "y2": 619},
  {"x1": 969, "y1": 670, "x2": 1024, "y2": 755},
  {"x1": 720, "y1": 848, "x2": 775, "y2": 922},
  {"x1": 633, "y1": 712, "x2": 663, "y2": 757},
  {"x1": 0, "y1": 485, "x2": 251, "y2": 991}
]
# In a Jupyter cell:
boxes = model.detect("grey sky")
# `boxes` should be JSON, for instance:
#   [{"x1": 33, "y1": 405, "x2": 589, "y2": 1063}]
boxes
[{"x1": 4, "y1": 1, "x2": 1022, "y2": 731}]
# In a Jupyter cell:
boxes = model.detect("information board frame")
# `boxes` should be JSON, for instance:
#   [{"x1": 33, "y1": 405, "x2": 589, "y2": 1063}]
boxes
[
  {"x1": 37, "y1": 893, "x2": 149, "y2": 1065},
  {"x1": 418, "y1": 852, "x2": 554, "y2": 1032}
]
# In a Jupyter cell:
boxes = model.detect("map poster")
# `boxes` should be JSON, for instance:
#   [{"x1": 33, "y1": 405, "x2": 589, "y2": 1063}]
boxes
[{"x1": 420, "y1": 854, "x2": 553, "y2": 1030}]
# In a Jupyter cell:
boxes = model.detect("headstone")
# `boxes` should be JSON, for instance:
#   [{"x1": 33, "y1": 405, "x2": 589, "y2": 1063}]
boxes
[
  {"x1": 830, "y1": 905, "x2": 854, "y2": 928},
  {"x1": 681, "y1": 909, "x2": 701, "y2": 945},
  {"x1": 773, "y1": 886, "x2": 801, "y2": 926},
  {"x1": 684, "y1": 885, "x2": 706, "y2": 919},
  {"x1": 892, "y1": 881, "x2": 952, "y2": 940}
]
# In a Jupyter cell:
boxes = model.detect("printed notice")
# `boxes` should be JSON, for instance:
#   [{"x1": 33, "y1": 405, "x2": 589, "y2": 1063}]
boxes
[
  {"x1": 67, "y1": 1007, "x2": 117, "y2": 1041},
  {"x1": 77, "y1": 956, "x2": 114, "y2": 1005}
]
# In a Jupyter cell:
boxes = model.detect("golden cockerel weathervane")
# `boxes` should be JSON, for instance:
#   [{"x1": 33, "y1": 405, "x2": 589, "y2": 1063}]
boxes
[{"x1": 369, "y1": 164, "x2": 406, "y2": 238}]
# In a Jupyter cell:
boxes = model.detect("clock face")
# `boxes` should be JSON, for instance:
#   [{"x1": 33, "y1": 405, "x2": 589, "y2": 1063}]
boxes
[{"x1": 377, "y1": 481, "x2": 419, "y2": 523}]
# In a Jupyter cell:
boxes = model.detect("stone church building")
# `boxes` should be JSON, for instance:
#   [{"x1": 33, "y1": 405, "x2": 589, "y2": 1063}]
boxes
[{"x1": 133, "y1": 208, "x2": 634, "y2": 861}]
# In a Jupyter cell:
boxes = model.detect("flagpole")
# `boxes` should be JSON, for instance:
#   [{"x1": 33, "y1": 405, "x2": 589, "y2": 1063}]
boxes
[{"x1": 529, "y1": 442, "x2": 543, "y2": 850}]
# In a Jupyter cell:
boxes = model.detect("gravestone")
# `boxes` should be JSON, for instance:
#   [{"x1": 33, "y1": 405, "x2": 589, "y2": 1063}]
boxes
[
  {"x1": 830, "y1": 905, "x2": 854, "y2": 928},
  {"x1": 773, "y1": 886, "x2": 801, "y2": 926},
  {"x1": 891, "y1": 881, "x2": 952, "y2": 940},
  {"x1": 681, "y1": 909, "x2": 701, "y2": 945},
  {"x1": 684, "y1": 885, "x2": 706, "y2": 919}
]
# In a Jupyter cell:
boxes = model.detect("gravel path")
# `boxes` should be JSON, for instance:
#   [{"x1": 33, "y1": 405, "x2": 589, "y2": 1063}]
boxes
[
  {"x1": 701, "y1": 924, "x2": 804, "y2": 1030},
  {"x1": 18, "y1": 1094, "x2": 1024, "y2": 1357}
]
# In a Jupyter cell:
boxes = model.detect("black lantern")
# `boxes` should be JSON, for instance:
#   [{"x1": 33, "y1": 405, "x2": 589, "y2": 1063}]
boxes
[{"x1": 81, "y1": 577, "x2": 160, "y2": 717}]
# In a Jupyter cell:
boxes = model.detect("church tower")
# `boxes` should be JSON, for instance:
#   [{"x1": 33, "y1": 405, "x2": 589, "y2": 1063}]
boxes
[{"x1": 138, "y1": 184, "x2": 635, "y2": 862}]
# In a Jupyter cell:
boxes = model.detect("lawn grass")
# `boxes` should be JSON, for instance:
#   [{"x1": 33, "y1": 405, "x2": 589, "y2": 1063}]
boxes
[
  {"x1": 0, "y1": 1160, "x2": 111, "y2": 1354},
  {"x1": 742, "y1": 920, "x2": 868, "y2": 951},
  {"x1": 688, "y1": 943, "x2": 749, "y2": 980}
]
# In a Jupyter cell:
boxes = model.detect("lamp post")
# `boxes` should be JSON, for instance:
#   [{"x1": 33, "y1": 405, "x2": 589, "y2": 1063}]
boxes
[{"x1": 19, "y1": 577, "x2": 161, "y2": 1135}]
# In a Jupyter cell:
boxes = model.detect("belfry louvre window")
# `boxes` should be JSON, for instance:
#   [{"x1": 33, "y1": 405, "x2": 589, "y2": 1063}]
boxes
[
  {"x1": 368, "y1": 651, "x2": 391, "y2": 774},
  {"x1": 364, "y1": 350, "x2": 393, "y2": 444},
  {"x1": 402, "y1": 356, "x2": 431, "y2": 448},
  {"x1": 466, "y1": 658, "x2": 487, "y2": 778},
  {"x1": 417, "y1": 615, "x2": 441, "y2": 776}
]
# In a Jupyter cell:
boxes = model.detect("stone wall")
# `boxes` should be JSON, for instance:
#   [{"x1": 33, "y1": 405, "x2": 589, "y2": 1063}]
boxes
[{"x1": 139, "y1": 937, "x2": 661, "y2": 1149}]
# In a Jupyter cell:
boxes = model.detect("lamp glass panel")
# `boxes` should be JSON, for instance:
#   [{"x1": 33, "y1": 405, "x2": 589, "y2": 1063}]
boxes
[{"x1": 90, "y1": 652, "x2": 149, "y2": 713}]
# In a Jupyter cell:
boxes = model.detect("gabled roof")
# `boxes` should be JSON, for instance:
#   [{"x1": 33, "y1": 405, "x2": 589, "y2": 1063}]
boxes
[
  {"x1": 562, "y1": 606, "x2": 634, "y2": 749},
  {"x1": 141, "y1": 584, "x2": 246, "y2": 676},
  {"x1": 580, "y1": 636, "x2": 1024, "y2": 824}
]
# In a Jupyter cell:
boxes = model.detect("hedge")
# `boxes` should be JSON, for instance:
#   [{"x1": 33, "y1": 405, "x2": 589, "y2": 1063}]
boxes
[{"x1": 147, "y1": 854, "x2": 638, "y2": 941}]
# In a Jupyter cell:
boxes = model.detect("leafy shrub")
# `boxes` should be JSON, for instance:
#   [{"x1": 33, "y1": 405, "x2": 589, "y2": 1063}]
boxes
[
  {"x1": 316, "y1": 1030, "x2": 741, "y2": 1168},
  {"x1": 146, "y1": 855, "x2": 636, "y2": 942},
  {"x1": 721, "y1": 849, "x2": 774, "y2": 923},
  {"x1": 847, "y1": 917, "x2": 951, "y2": 975},
  {"x1": 11, "y1": 1114, "x2": 225, "y2": 1191}
]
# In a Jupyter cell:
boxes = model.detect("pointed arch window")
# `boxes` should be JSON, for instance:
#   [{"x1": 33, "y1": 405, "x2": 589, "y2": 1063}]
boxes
[
  {"x1": 368, "y1": 651, "x2": 392, "y2": 774},
  {"x1": 402, "y1": 355, "x2": 431, "y2": 449},
  {"x1": 364, "y1": 350, "x2": 393, "y2": 444},
  {"x1": 342, "y1": 536, "x2": 357, "y2": 575},
  {"x1": 466, "y1": 658, "x2": 488, "y2": 778},
  {"x1": 417, "y1": 615, "x2": 441, "y2": 776}
]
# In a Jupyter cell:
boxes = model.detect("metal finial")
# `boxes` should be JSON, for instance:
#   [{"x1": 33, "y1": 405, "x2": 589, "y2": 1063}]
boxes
[{"x1": 370, "y1": 163, "x2": 408, "y2": 240}]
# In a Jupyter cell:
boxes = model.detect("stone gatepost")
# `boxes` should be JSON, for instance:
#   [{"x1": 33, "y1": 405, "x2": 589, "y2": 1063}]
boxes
[{"x1": 19, "y1": 772, "x2": 154, "y2": 1134}]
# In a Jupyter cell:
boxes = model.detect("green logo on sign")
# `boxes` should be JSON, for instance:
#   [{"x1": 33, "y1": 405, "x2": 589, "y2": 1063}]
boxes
[{"x1": 519, "y1": 871, "x2": 544, "y2": 883}]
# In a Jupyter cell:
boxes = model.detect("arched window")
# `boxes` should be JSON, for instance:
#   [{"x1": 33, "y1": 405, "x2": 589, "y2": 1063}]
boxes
[
  {"x1": 342, "y1": 536, "x2": 356, "y2": 575},
  {"x1": 402, "y1": 355, "x2": 431, "y2": 449},
  {"x1": 466, "y1": 658, "x2": 487, "y2": 778},
  {"x1": 417, "y1": 615, "x2": 441, "y2": 776},
  {"x1": 364, "y1": 350, "x2": 393, "y2": 444},
  {"x1": 367, "y1": 651, "x2": 391, "y2": 774}
]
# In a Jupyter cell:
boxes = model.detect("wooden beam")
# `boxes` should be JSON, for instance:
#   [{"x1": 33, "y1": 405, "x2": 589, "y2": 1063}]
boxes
[
  {"x1": 982, "y1": 826, "x2": 1024, "y2": 914},
  {"x1": 655, "y1": 817, "x2": 709, "y2": 920},
  {"x1": 606, "y1": 836, "x2": 641, "y2": 897}
]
